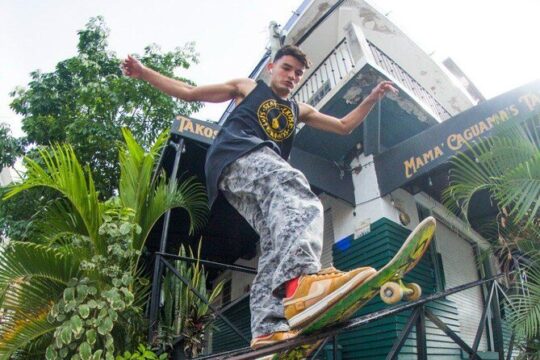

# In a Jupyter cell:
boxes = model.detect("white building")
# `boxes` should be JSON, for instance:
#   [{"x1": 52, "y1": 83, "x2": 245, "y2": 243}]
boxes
[{"x1": 154, "y1": 1, "x2": 540, "y2": 358}]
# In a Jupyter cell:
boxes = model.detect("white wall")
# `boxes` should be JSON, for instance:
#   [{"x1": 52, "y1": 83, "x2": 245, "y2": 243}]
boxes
[
  {"x1": 0, "y1": 167, "x2": 13, "y2": 186},
  {"x1": 436, "y1": 222, "x2": 489, "y2": 351}
]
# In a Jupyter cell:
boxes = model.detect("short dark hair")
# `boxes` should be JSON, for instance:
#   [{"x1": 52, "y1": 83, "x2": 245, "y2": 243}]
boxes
[{"x1": 274, "y1": 45, "x2": 311, "y2": 69}]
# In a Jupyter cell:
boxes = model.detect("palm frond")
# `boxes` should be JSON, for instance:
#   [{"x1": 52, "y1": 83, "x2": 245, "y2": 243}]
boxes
[
  {"x1": 0, "y1": 242, "x2": 80, "y2": 288},
  {"x1": 442, "y1": 144, "x2": 495, "y2": 218},
  {"x1": 496, "y1": 153, "x2": 540, "y2": 225},
  {"x1": 443, "y1": 115, "x2": 540, "y2": 224},
  {"x1": 0, "y1": 242, "x2": 80, "y2": 314},
  {"x1": 0, "y1": 308, "x2": 56, "y2": 360},
  {"x1": 117, "y1": 128, "x2": 208, "y2": 263},
  {"x1": 32, "y1": 198, "x2": 90, "y2": 243},
  {"x1": 134, "y1": 175, "x2": 208, "y2": 253},
  {"x1": 118, "y1": 128, "x2": 167, "y2": 220},
  {"x1": 2, "y1": 145, "x2": 104, "y2": 253},
  {"x1": 10, "y1": 332, "x2": 53, "y2": 360},
  {"x1": 508, "y1": 264, "x2": 540, "y2": 340},
  {"x1": 119, "y1": 129, "x2": 166, "y2": 215}
]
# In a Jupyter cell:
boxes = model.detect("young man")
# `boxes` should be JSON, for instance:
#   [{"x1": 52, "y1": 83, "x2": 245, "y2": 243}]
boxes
[{"x1": 122, "y1": 45, "x2": 397, "y2": 349}]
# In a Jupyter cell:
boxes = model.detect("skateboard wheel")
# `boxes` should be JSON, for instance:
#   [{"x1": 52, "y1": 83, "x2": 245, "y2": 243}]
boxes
[
  {"x1": 380, "y1": 282, "x2": 403, "y2": 304},
  {"x1": 404, "y1": 282, "x2": 422, "y2": 301}
]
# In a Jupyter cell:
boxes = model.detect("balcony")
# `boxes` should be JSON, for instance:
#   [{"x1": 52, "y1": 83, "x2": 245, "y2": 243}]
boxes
[
  {"x1": 292, "y1": 38, "x2": 356, "y2": 106},
  {"x1": 291, "y1": 37, "x2": 441, "y2": 162},
  {"x1": 367, "y1": 40, "x2": 451, "y2": 121}
]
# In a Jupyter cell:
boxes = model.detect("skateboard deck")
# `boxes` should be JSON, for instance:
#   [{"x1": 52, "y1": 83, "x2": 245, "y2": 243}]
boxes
[{"x1": 270, "y1": 216, "x2": 436, "y2": 359}]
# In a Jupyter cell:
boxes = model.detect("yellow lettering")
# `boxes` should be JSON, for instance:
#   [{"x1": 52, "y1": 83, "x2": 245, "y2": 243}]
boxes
[
  {"x1": 204, "y1": 127, "x2": 214, "y2": 138},
  {"x1": 478, "y1": 121, "x2": 490, "y2": 134},
  {"x1": 422, "y1": 150, "x2": 434, "y2": 164},
  {"x1": 519, "y1": 93, "x2": 540, "y2": 111},
  {"x1": 498, "y1": 110, "x2": 510, "y2": 122},
  {"x1": 194, "y1": 124, "x2": 205, "y2": 136},
  {"x1": 447, "y1": 133, "x2": 464, "y2": 151},
  {"x1": 463, "y1": 128, "x2": 474, "y2": 141},
  {"x1": 486, "y1": 115, "x2": 498, "y2": 128},
  {"x1": 509, "y1": 104, "x2": 519, "y2": 116},
  {"x1": 404, "y1": 157, "x2": 417, "y2": 178},
  {"x1": 179, "y1": 117, "x2": 189, "y2": 132},
  {"x1": 184, "y1": 120, "x2": 194, "y2": 133}
]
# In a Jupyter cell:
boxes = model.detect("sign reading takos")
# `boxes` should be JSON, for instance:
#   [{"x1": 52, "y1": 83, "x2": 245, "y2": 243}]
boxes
[
  {"x1": 375, "y1": 80, "x2": 540, "y2": 195},
  {"x1": 171, "y1": 116, "x2": 221, "y2": 145}
]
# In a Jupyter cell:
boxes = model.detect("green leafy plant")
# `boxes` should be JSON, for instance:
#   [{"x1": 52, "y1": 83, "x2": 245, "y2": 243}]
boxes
[
  {"x1": 443, "y1": 114, "x2": 540, "y2": 357},
  {"x1": 0, "y1": 129, "x2": 208, "y2": 358},
  {"x1": 116, "y1": 344, "x2": 167, "y2": 360},
  {"x1": 159, "y1": 243, "x2": 223, "y2": 358},
  {"x1": 45, "y1": 205, "x2": 143, "y2": 360}
]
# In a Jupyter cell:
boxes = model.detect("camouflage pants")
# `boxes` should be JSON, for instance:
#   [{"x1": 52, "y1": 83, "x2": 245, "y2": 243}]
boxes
[{"x1": 219, "y1": 146, "x2": 323, "y2": 337}]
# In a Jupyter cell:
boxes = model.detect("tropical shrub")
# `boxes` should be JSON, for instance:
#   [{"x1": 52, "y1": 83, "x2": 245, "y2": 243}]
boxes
[
  {"x1": 159, "y1": 243, "x2": 223, "y2": 358},
  {"x1": 116, "y1": 344, "x2": 167, "y2": 360},
  {"x1": 0, "y1": 129, "x2": 208, "y2": 358},
  {"x1": 443, "y1": 114, "x2": 540, "y2": 356}
]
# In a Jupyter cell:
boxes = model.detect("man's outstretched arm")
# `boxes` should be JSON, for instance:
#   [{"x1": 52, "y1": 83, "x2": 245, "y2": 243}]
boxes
[
  {"x1": 121, "y1": 55, "x2": 255, "y2": 103},
  {"x1": 299, "y1": 81, "x2": 398, "y2": 135}
]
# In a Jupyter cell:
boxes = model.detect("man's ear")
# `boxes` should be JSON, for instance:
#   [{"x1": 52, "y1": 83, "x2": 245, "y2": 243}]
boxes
[{"x1": 267, "y1": 62, "x2": 274, "y2": 74}]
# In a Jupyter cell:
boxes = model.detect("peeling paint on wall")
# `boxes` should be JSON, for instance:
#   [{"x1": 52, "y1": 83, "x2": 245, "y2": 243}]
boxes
[
  {"x1": 288, "y1": 1, "x2": 333, "y2": 45},
  {"x1": 448, "y1": 97, "x2": 463, "y2": 113},
  {"x1": 343, "y1": 71, "x2": 430, "y2": 122},
  {"x1": 357, "y1": 6, "x2": 396, "y2": 35}
]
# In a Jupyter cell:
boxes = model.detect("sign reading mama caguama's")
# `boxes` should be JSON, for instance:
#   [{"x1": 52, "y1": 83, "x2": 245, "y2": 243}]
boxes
[{"x1": 375, "y1": 80, "x2": 540, "y2": 195}]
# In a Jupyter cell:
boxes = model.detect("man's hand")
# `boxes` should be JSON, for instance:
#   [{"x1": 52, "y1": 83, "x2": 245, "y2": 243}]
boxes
[
  {"x1": 366, "y1": 80, "x2": 398, "y2": 102},
  {"x1": 300, "y1": 80, "x2": 399, "y2": 134},
  {"x1": 121, "y1": 55, "x2": 145, "y2": 79}
]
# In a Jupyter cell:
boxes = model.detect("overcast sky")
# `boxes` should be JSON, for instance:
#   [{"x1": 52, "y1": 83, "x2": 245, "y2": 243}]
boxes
[{"x1": 1, "y1": 0, "x2": 539, "y2": 137}]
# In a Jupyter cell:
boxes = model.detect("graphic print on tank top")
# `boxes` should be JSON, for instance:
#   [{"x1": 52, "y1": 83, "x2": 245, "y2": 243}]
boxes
[{"x1": 257, "y1": 99, "x2": 295, "y2": 141}]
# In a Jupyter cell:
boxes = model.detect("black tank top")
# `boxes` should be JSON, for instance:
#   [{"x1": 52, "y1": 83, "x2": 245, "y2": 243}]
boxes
[{"x1": 205, "y1": 80, "x2": 299, "y2": 207}]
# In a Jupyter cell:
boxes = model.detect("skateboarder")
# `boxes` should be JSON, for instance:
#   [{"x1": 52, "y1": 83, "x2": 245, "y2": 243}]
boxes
[{"x1": 122, "y1": 45, "x2": 397, "y2": 349}]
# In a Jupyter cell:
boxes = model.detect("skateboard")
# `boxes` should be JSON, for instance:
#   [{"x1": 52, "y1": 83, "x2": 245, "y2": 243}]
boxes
[{"x1": 269, "y1": 216, "x2": 436, "y2": 359}]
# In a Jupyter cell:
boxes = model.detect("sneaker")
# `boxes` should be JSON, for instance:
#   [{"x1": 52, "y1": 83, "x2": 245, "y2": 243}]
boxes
[
  {"x1": 283, "y1": 266, "x2": 376, "y2": 329},
  {"x1": 250, "y1": 330, "x2": 299, "y2": 350}
]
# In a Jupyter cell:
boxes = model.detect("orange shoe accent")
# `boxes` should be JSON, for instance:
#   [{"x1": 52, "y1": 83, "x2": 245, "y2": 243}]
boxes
[
  {"x1": 250, "y1": 330, "x2": 299, "y2": 350},
  {"x1": 283, "y1": 266, "x2": 376, "y2": 328}
]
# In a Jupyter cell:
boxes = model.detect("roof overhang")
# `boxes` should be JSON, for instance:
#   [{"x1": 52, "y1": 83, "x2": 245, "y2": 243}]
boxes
[{"x1": 375, "y1": 80, "x2": 540, "y2": 196}]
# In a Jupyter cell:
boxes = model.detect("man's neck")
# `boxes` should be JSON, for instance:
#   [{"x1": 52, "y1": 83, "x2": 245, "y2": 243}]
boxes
[{"x1": 270, "y1": 84, "x2": 290, "y2": 100}]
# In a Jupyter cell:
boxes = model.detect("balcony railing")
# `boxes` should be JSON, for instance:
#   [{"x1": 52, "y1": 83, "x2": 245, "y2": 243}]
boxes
[
  {"x1": 292, "y1": 38, "x2": 355, "y2": 106},
  {"x1": 367, "y1": 41, "x2": 451, "y2": 121}
]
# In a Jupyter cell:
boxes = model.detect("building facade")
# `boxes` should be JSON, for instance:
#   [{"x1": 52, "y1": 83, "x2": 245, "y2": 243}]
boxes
[{"x1": 153, "y1": 1, "x2": 540, "y2": 358}]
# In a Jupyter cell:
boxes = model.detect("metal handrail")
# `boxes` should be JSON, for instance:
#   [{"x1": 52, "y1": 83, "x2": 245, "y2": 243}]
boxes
[
  {"x1": 156, "y1": 252, "x2": 257, "y2": 274},
  {"x1": 196, "y1": 273, "x2": 513, "y2": 360}
]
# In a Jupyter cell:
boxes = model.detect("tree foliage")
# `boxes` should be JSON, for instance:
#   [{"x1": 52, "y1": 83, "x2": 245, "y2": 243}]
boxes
[
  {"x1": 0, "y1": 123, "x2": 22, "y2": 169},
  {"x1": 2, "y1": 16, "x2": 202, "y2": 242},
  {"x1": 9, "y1": 16, "x2": 202, "y2": 198}
]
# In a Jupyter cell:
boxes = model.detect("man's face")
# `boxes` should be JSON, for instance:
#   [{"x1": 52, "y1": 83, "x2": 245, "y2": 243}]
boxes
[{"x1": 268, "y1": 55, "x2": 305, "y2": 96}]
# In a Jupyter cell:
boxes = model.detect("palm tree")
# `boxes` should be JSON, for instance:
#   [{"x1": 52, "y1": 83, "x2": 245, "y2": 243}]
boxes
[
  {"x1": 443, "y1": 114, "x2": 540, "y2": 355},
  {"x1": 0, "y1": 129, "x2": 208, "y2": 358}
]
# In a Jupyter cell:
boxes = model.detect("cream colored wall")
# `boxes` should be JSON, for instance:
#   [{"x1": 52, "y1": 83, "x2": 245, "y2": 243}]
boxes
[
  {"x1": 0, "y1": 167, "x2": 13, "y2": 186},
  {"x1": 284, "y1": 0, "x2": 476, "y2": 119}
]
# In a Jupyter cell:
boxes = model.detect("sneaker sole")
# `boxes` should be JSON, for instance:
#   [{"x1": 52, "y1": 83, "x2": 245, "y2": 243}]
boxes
[
  {"x1": 287, "y1": 268, "x2": 377, "y2": 329},
  {"x1": 250, "y1": 332, "x2": 298, "y2": 350}
]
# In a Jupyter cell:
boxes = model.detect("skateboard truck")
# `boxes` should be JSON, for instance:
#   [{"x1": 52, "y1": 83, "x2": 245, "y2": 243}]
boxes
[{"x1": 380, "y1": 279, "x2": 422, "y2": 304}]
